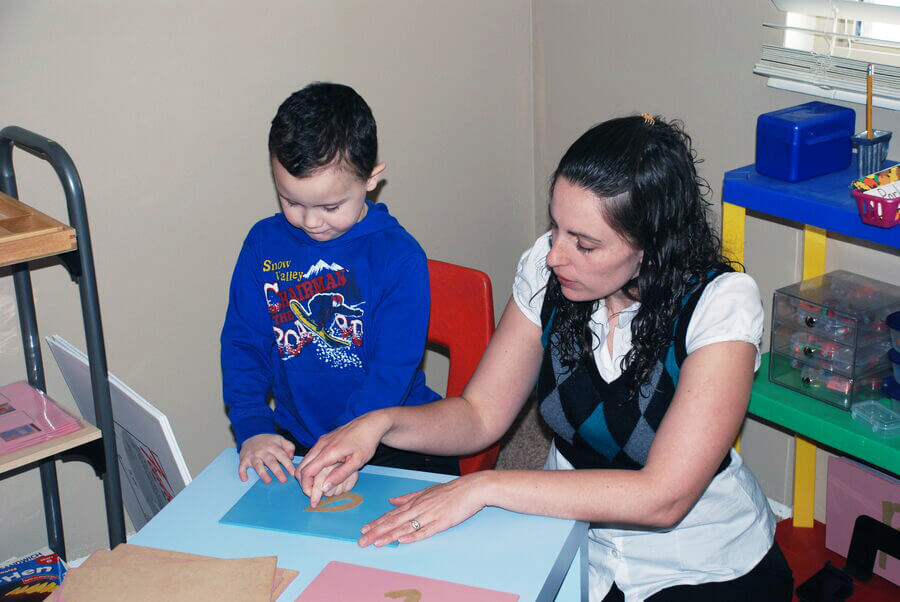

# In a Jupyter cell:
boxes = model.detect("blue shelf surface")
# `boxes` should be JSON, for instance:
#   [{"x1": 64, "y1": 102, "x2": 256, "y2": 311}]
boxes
[{"x1": 723, "y1": 163, "x2": 899, "y2": 248}]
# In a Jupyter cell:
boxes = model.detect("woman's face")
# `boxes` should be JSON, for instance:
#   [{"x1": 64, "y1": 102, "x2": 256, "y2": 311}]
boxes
[{"x1": 546, "y1": 177, "x2": 643, "y2": 311}]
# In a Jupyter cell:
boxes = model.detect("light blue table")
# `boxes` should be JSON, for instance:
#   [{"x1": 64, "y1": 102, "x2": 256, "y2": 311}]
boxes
[{"x1": 131, "y1": 449, "x2": 588, "y2": 600}]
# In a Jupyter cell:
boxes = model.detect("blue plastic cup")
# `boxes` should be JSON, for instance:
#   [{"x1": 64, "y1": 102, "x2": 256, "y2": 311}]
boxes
[{"x1": 853, "y1": 130, "x2": 892, "y2": 178}]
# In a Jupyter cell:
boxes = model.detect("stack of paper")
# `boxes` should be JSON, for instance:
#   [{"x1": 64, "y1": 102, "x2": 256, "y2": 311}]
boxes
[
  {"x1": 44, "y1": 544, "x2": 298, "y2": 602},
  {"x1": 47, "y1": 334, "x2": 192, "y2": 530},
  {"x1": 0, "y1": 381, "x2": 82, "y2": 455}
]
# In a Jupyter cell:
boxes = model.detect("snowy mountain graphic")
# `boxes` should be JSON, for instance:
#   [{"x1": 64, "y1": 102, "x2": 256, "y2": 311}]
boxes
[{"x1": 305, "y1": 260, "x2": 345, "y2": 277}]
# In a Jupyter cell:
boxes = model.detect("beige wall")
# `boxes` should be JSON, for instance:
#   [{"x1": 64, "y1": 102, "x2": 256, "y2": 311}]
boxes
[
  {"x1": 3, "y1": 0, "x2": 899, "y2": 562},
  {"x1": 0, "y1": 1, "x2": 534, "y2": 559},
  {"x1": 533, "y1": 0, "x2": 900, "y2": 521}
]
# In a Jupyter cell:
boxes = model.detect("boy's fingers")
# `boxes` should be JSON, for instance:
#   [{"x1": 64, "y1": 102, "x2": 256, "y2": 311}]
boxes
[
  {"x1": 255, "y1": 459, "x2": 272, "y2": 483},
  {"x1": 272, "y1": 449, "x2": 296, "y2": 480},
  {"x1": 265, "y1": 452, "x2": 291, "y2": 483},
  {"x1": 269, "y1": 463, "x2": 287, "y2": 483},
  {"x1": 322, "y1": 459, "x2": 358, "y2": 490},
  {"x1": 279, "y1": 458, "x2": 296, "y2": 481},
  {"x1": 324, "y1": 472, "x2": 356, "y2": 497},
  {"x1": 309, "y1": 463, "x2": 338, "y2": 507},
  {"x1": 298, "y1": 453, "x2": 334, "y2": 491},
  {"x1": 309, "y1": 484, "x2": 324, "y2": 508},
  {"x1": 294, "y1": 466, "x2": 309, "y2": 497},
  {"x1": 308, "y1": 465, "x2": 334, "y2": 506},
  {"x1": 298, "y1": 463, "x2": 318, "y2": 497}
]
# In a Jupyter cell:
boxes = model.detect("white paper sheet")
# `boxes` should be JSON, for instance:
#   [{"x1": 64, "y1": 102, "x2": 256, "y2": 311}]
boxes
[{"x1": 46, "y1": 335, "x2": 191, "y2": 530}]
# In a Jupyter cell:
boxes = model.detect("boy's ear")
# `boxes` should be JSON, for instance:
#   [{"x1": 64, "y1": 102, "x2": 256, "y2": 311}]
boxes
[{"x1": 365, "y1": 163, "x2": 386, "y2": 192}]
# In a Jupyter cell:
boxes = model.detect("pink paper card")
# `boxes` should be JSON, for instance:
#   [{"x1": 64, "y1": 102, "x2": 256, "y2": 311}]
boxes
[
  {"x1": 295, "y1": 561, "x2": 519, "y2": 601},
  {"x1": 0, "y1": 381, "x2": 80, "y2": 454}
]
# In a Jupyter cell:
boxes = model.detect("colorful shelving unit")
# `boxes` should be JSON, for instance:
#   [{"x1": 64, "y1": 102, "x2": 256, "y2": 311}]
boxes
[{"x1": 722, "y1": 162, "x2": 899, "y2": 530}]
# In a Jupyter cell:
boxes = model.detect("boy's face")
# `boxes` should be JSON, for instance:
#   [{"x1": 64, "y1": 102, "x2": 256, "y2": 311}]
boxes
[{"x1": 272, "y1": 158, "x2": 385, "y2": 242}]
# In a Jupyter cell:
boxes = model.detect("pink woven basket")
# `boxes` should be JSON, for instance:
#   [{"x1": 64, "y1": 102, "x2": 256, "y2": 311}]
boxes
[
  {"x1": 850, "y1": 165, "x2": 900, "y2": 229},
  {"x1": 851, "y1": 189, "x2": 900, "y2": 228}
]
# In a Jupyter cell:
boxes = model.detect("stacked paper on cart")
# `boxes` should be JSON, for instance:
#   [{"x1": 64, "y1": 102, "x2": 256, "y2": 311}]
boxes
[
  {"x1": 46, "y1": 335, "x2": 191, "y2": 530},
  {"x1": 0, "y1": 381, "x2": 81, "y2": 455}
]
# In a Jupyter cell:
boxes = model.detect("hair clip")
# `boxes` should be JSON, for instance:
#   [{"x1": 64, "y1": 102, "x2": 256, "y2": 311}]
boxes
[{"x1": 641, "y1": 113, "x2": 655, "y2": 125}]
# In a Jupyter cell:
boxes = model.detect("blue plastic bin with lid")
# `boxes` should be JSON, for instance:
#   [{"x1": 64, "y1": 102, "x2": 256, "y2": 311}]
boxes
[{"x1": 756, "y1": 101, "x2": 855, "y2": 182}]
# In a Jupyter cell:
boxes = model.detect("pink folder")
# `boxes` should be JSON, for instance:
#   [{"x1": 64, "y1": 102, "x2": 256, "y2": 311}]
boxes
[
  {"x1": 0, "y1": 381, "x2": 81, "y2": 454},
  {"x1": 296, "y1": 561, "x2": 519, "y2": 601}
]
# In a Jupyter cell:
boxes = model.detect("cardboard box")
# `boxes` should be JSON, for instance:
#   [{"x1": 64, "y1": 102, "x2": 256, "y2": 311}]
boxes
[{"x1": 825, "y1": 455, "x2": 899, "y2": 585}]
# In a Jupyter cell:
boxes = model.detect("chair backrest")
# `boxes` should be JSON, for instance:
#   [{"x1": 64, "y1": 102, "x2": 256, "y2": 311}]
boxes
[{"x1": 427, "y1": 259, "x2": 498, "y2": 474}]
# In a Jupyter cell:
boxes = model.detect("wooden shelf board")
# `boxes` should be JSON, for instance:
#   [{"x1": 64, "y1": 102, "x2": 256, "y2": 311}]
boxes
[
  {"x1": 0, "y1": 191, "x2": 76, "y2": 268},
  {"x1": 0, "y1": 421, "x2": 100, "y2": 475}
]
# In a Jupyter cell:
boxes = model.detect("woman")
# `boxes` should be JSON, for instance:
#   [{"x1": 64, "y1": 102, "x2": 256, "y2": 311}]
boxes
[{"x1": 297, "y1": 115, "x2": 793, "y2": 601}]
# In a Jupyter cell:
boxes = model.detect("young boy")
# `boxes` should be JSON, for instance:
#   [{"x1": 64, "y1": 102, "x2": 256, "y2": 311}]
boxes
[{"x1": 221, "y1": 82, "x2": 455, "y2": 487}]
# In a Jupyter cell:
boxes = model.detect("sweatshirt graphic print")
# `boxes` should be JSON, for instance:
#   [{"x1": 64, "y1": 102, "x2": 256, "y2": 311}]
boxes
[{"x1": 266, "y1": 259, "x2": 364, "y2": 362}]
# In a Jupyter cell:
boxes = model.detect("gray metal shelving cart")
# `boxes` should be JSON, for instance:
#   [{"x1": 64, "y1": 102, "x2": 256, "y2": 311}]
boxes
[{"x1": 0, "y1": 126, "x2": 126, "y2": 559}]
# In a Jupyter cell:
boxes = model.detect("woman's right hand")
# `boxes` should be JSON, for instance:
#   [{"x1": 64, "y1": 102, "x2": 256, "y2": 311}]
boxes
[
  {"x1": 296, "y1": 410, "x2": 392, "y2": 506},
  {"x1": 238, "y1": 433, "x2": 296, "y2": 483}
]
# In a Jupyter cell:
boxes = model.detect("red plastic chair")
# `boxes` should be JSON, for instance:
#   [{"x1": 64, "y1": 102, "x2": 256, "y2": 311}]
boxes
[{"x1": 427, "y1": 259, "x2": 499, "y2": 475}]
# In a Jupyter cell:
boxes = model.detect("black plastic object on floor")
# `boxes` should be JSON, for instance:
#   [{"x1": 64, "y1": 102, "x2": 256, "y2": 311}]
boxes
[
  {"x1": 794, "y1": 513, "x2": 900, "y2": 601},
  {"x1": 843, "y1": 514, "x2": 900, "y2": 582},
  {"x1": 795, "y1": 561, "x2": 854, "y2": 602}
]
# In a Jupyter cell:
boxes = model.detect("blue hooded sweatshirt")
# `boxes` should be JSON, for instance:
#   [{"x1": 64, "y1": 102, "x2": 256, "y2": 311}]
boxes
[{"x1": 221, "y1": 201, "x2": 439, "y2": 448}]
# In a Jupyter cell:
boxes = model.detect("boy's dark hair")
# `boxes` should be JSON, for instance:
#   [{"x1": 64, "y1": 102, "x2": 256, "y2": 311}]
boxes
[{"x1": 268, "y1": 82, "x2": 377, "y2": 181}]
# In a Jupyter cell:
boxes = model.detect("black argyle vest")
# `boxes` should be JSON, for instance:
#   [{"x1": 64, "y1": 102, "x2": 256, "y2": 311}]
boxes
[{"x1": 537, "y1": 267, "x2": 733, "y2": 471}]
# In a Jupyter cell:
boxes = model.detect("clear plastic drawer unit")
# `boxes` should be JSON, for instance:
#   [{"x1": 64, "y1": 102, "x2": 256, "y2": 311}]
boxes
[{"x1": 770, "y1": 270, "x2": 900, "y2": 409}]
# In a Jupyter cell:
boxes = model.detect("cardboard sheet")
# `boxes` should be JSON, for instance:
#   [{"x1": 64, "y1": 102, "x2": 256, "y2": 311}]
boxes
[
  {"x1": 83, "y1": 545, "x2": 297, "y2": 600},
  {"x1": 296, "y1": 561, "x2": 520, "y2": 601},
  {"x1": 46, "y1": 544, "x2": 296, "y2": 602},
  {"x1": 54, "y1": 556, "x2": 276, "y2": 602},
  {"x1": 220, "y1": 471, "x2": 435, "y2": 547}
]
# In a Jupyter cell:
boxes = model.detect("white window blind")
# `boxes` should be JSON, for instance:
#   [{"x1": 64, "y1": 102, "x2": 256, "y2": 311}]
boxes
[{"x1": 755, "y1": 0, "x2": 900, "y2": 109}]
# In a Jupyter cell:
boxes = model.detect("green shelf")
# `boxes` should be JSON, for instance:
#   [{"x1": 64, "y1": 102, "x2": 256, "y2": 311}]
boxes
[{"x1": 749, "y1": 353, "x2": 899, "y2": 476}]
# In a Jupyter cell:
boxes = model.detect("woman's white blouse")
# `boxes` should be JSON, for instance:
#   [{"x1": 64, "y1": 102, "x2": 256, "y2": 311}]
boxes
[{"x1": 511, "y1": 232, "x2": 775, "y2": 602}]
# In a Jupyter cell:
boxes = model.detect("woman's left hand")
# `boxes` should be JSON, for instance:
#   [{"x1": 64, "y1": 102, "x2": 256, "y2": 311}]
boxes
[{"x1": 358, "y1": 472, "x2": 489, "y2": 547}]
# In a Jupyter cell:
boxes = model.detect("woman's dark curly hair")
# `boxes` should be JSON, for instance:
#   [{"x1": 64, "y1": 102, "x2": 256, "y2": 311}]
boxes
[{"x1": 544, "y1": 115, "x2": 731, "y2": 401}]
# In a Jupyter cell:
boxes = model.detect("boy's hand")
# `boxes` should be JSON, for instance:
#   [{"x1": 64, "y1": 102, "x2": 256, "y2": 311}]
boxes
[
  {"x1": 297, "y1": 411, "x2": 391, "y2": 501},
  {"x1": 297, "y1": 462, "x2": 359, "y2": 508},
  {"x1": 238, "y1": 434, "x2": 296, "y2": 483}
]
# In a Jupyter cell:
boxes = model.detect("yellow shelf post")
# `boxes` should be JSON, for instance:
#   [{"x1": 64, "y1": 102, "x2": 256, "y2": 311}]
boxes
[
  {"x1": 722, "y1": 202, "x2": 746, "y2": 269},
  {"x1": 722, "y1": 202, "x2": 747, "y2": 453},
  {"x1": 791, "y1": 224, "x2": 828, "y2": 528}
]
